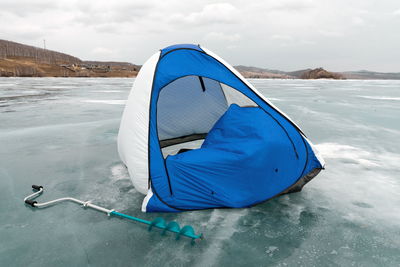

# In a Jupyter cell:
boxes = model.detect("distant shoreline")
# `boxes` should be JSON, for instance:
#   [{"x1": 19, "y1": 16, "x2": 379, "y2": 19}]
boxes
[
  {"x1": 2, "y1": 57, "x2": 399, "y2": 80},
  {"x1": 0, "y1": 56, "x2": 139, "y2": 78},
  {"x1": 1, "y1": 39, "x2": 399, "y2": 79},
  {"x1": 0, "y1": 56, "x2": 342, "y2": 79}
]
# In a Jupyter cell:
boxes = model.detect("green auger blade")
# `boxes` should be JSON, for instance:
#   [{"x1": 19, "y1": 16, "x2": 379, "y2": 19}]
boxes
[
  {"x1": 148, "y1": 217, "x2": 166, "y2": 231},
  {"x1": 176, "y1": 225, "x2": 195, "y2": 240},
  {"x1": 110, "y1": 211, "x2": 203, "y2": 242},
  {"x1": 162, "y1": 221, "x2": 180, "y2": 236}
]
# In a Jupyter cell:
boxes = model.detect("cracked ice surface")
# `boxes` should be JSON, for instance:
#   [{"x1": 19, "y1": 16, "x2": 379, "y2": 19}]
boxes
[{"x1": 1, "y1": 78, "x2": 400, "y2": 266}]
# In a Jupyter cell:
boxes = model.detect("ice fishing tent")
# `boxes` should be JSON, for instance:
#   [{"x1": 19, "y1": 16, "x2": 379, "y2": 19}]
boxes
[{"x1": 118, "y1": 44, "x2": 325, "y2": 212}]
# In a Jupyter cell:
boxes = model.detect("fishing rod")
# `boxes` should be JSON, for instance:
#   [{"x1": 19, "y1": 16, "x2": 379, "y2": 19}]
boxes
[{"x1": 24, "y1": 185, "x2": 203, "y2": 244}]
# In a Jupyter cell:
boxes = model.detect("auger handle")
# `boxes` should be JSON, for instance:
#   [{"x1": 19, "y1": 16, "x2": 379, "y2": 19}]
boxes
[
  {"x1": 24, "y1": 185, "x2": 44, "y2": 206},
  {"x1": 32, "y1": 185, "x2": 43, "y2": 191},
  {"x1": 25, "y1": 199, "x2": 37, "y2": 207}
]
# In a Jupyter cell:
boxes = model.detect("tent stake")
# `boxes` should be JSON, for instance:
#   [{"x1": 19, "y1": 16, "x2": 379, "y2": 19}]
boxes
[{"x1": 24, "y1": 185, "x2": 203, "y2": 243}]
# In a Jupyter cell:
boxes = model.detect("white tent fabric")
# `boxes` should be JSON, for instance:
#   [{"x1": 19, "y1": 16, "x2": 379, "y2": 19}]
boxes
[{"x1": 118, "y1": 51, "x2": 160, "y2": 194}]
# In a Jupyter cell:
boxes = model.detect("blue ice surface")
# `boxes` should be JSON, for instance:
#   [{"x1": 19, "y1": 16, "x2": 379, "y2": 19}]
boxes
[{"x1": 1, "y1": 78, "x2": 400, "y2": 266}]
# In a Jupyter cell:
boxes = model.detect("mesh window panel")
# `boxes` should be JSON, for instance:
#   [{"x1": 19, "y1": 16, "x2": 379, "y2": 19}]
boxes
[
  {"x1": 221, "y1": 83, "x2": 258, "y2": 107},
  {"x1": 157, "y1": 76, "x2": 259, "y2": 150},
  {"x1": 157, "y1": 76, "x2": 228, "y2": 140}
]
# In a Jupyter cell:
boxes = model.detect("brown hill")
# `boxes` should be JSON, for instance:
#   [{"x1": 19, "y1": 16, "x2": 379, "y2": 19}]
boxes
[
  {"x1": 234, "y1": 65, "x2": 291, "y2": 78},
  {"x1": 234, "y1": 65, "x2": 343, "y2": 79},
  {"x1": 300, "y1": 68, "x2": 344, "y2": 79},
  {"x1": 0, "y1": 39, "x2": 139, "y2": 77},
  {"x1": 0, "y1": 39, "x2": 81, "y2": 65}
]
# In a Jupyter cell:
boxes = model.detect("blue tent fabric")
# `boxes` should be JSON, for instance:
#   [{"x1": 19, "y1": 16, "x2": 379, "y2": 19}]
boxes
[
  {"x1": 144, "y1": 45, "x2": 322, "y2": 212},
  {"x1": 146, "y1": 105, "x2": 322, "y2": 212},
  {"x1": 160, "y1": 44, "x2": 204, "y2": 57}
]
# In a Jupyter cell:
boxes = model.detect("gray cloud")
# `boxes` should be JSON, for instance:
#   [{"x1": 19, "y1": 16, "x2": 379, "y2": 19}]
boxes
[
  {"x1": 169, "y1": 3, "x2": 240, "y2": 26},
  {"x1": 74, "y1": 1, "x2": 152, "y2": 26},
  {"x1": 1, "y1": 0, "x2": 399, "y2": 71},
  {"x1": 0, "y1": 0, "x2": 60, "y2": 17},
  {"x1": 265, "y1": 0, "x2": 315, "y2": 12}
]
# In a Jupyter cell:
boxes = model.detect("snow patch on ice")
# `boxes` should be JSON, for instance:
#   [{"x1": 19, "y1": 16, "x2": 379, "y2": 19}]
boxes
[
  {"x1": 267, "y1": 97, "x2": 282, "y2": 101},
  {"x1": 82, "y1": 99, "x2": 126, "y2": 105},
  {"x1": 315, "y1": 142, "x2": 400, "y2": 170},
  {"x1": 311, "y1": 142, "x2": 400, "y2": 227},
  {"x1": 195, "y1": 209, "x2": 248, "y2": 266},
  {"x1": 315, "y1": 143, "x2": 379, "y2": 167},
  {"x1": 92, "y1": 90, "x2": 123, "y2": 93},
  {"x1": 110, "y1": 164, "x2": 129, "y2": 181},
  {"x1": 266, "y1": 246, "x2": 279, "y2": 257},
  {"x1": 281, "y1": 199, "x2": 306, "y2": 224},
  {"x1": 357, "y1": 95, "x2": 400, "y2": 101}
]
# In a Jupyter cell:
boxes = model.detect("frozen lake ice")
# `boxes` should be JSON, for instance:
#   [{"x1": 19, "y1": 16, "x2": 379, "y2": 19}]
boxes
[{"x1": 1, "y1": 77, "x2": 399, "y2": 266}]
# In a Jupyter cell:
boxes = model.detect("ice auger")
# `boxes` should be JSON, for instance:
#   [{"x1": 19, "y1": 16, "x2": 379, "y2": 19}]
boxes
[{"x1": 24, "y1": 185, "x2": 203, "y2": 244}]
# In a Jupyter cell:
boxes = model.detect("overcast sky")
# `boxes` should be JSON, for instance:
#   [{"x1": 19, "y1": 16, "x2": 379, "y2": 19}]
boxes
[{"x1": 1, "y1": 0, "x2": 399, "y2": 71}]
